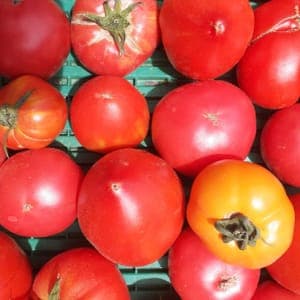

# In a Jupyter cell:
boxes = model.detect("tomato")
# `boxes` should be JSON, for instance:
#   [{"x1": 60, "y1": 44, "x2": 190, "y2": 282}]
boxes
[
  {"x1": 159, "y1": 0, "x2": 254, "y2": 80},
  {"x1": 267, "y1": 194, "x2": 300, "y2": 294},
  {"x1": 31, "y1": 247, "x2": 130, "y2": 300},
  {"x1": 70, "y1": 0, "x2": 159, "y2": 76},
  {"x1": 0, "y1": 147, "x2": 83, "y2": 237},
  {"x1": 151, "y1": 80, "x2": 256, "y2": 177},
  {"x1": 237, "y1": 0, "x2": 300, "y2": 109},
  {"x1": 252, "y1": 280, "x2": 300, "y2": 300},
  {"x1": 168, "y1": 228, "x2": 260, "y2": 300},
  {"x1": 0, "y1": 230, "x2": 32, "y2": 300},
  {"x1": 0, "y1": 144, "x2": 6, "y2": 166},
  {"x1": 77, "y1": 148, "x2": 185, "y2": 266},
  {"x1": 186, "y1": 159, "x2": 295, "y2": 269},
  {"x1": 70, "y1": 76, "x2": 150, "y2": 153},
  {"x1": 0, "y1": 75, "x2": 68, "y2": 151},
  {"x1": 260, "y1": 103, "x2": 300, "y2": 187},
  {"x1": 0, "y1": 0, "x2": 70, "y2": 79}
]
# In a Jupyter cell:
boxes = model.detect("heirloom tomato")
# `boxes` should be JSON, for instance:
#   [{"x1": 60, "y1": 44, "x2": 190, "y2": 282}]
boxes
[
  {"x1": 0, "y1": 148, "x2": 83, "y2": 237},
  {"x1": 187, "y1": 159, "x2": 295, "y2": 269},
  {"x1": 70, "y1": 76, "x2": 149, "y2": 153},
  {"x1": 0, "y1": 75, "x2": 68, "y2": 151},
  {"x1": 71, "y1": 0, "x2": 159, "y2": 76},
  {"x1": 77, "y1": 148, "x2": 185, "y2": 266},
  {"x1": 31, "y1": 247, "x2": 130, "y2": 300},
  {"x1": 237, "y1": 0, "x2": 300, "y2": 109},
  {"x1": 0, "y1": 231, "x2": 32, "y2": 300},
  {"x1": 0, "y1": 0, "x2": 70, "y2": 79}
]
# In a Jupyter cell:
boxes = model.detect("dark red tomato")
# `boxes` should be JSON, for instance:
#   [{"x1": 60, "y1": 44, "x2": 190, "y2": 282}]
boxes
[
  {"x1": 31, "y1": 247, "x2": 130, "y2": 300},
  {"x1": 237, "y1": 0, "x2": 300, "y2": 109},
  {"x1": 267, "y1": 194, "x2": 300, "y2": 294},
  {"x1": 159, "y1": 0, "x2": 254, "y2": 80},
  {"x1": 252, "y1": 280, "x2": 300, "y2": 299},
  {"x1": 70, "y1": 76, "x2": 150, "y2": 153},
  {"x1": 71, "y1": 0, "x2": 159, "y2": 76},
  {"x1": 260, "y1": 103, "x2": 300, "y2": 187},
  {"x1": 0, "y1": 0, "x2": 70, "y2": 79},
  {"x1": 169, "y1": 228, "x2": 260, "y2": 300},
  {"x1": 0, "y1": 231, "x2": 32, "y2": 300},
  {"x1": 77, "y1": 148, "x2": 185, "y2": 266},
  {"x1": 0, "y1": 148, "x2": 83, "y2": 237},
  {"x1": 151, "y1": 80, "x2": 256, "y2": 177},
  {"x1": 0, "y1": 75, "x2": 68, "y2": 151}
]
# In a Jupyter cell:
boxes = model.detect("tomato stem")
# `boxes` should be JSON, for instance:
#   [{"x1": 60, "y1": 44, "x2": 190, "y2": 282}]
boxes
[{"x1": 49, "y1": 276, "x2": 61, "y2": 300}]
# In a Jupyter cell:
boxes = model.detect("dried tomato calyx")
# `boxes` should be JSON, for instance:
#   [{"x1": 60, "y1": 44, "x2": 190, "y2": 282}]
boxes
[
  {"x1": 214, "y1": 213, "x2": 260, "y2": 250},
  {"x1": 49, "y1": 276, "x2": 61, "y2": 300},
  {"x1": 83, "y1": 0, "x2": 141, "y2": 54}
]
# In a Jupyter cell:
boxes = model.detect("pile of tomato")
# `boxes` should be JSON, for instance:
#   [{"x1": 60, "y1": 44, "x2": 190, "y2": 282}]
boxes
[{"x1": 1, "y1": 0, "x2": 300, "y2": 299}]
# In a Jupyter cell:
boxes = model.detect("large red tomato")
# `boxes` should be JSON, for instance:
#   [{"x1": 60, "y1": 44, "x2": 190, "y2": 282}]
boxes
[
  {"x1": 70, "y1": 76, "x2": 150, "y2": 153},
  {"x1": 0, "y1": 230, "x2": 32, "y2": 300},
  {"x1": 31, "y1": 247, "x2": 130, "y2": 300},
  {"x1": 151, "y1": 80, "x2": 256, "y2": 177},
  {"x1": 0, "y1": 147, "x2": 83, "y2": 237},
  {"x1": 0, "y1": 0, "x2": 70, "y2": 79},
  {"x1": 77, "y1": 148, "x2": 185, "y2": 266},
  {"x1": 0, "y1": 75, "x2": 68, "y2": 151},
  {"x1": 237, "y1": 0, "x2": 300, "y2": 109},
  {"x1": 70, "y1": 0, "x2": 159, "y2": 76},
  {"x1": 168, "y1": 228, "x2": 260, "y2": 300},
  {"x1": 260, "y1": 103, "x2": 300, "y2": 187},
  {"x1": 159, "y1": 0, "x2": 254, "y2": 80}
]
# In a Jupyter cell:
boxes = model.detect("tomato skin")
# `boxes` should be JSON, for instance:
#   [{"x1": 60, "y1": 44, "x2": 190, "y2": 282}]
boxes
[
  {"x1": 260, "y1": 104, "x2": 300, "y2": 187},
  {"x1": 159, "y1": 0, "x2": 254, "y2": 80},
  {"x1": 31, "y1": 247, "x2": 130, "y2": 300},
  {"x1": 77, "y1": 148, "x2": 185, "y2": 266},
  {"x1": 168, "y1": 228, "x2": 260, "y2": 300},
  {"x1": 0, "y1": 231, "x2": 33, "y2": 300},
  {"x1": 0, "y1": 0, "x2": 70, "y2": 79},
  {"x1": 0, "y1": 144, "x2": 6, "y2": 166},
  {"x1": 187, "y1": 159, "x2": 295, "y2": 269},
  {"x1": 0, "y1": 148, "x2": 83, "y2": 237},
  {"x1": 70, "y1": 76, "x2": 150, "y2": 153},
  {"x1": 0, "y1": 75, "x2": 68, "y2": 150},
  {"x1": 151, "y1": 80, "x2": 256, "y2": 177},
  {"x1": 71, "y1": 0, "x2": 159, "y2": 76}
]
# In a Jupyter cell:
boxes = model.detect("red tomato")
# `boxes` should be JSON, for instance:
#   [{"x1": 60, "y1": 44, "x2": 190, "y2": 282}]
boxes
[
  {"x1": 0, "y1": 144, "x2": 6, "y2": 166},
  {"x1": 252, "y1": 280, "x2": 300, "y2": 300},
  {"x1": 77, "y1": 148, "x2": 185, "y2": 266},
  {"x1": 31, "y1": 247, "x2": 130, "y2": 300},
  {"x1": 0, "y1": 75, "x2": 68, "y2": 150},
  {"x1": 70, "y1": 0, "x2": 159, "y2": 76},
  {"x1": 267, "y1": 194, "x2": 300, "y2": 294},
  {"x1": 168, "y1": 228, "x2": 260, "y2": 300},
  {"x1": 151, "y1": 80, "x2": 256, "y2": 177},
  {"x1": 0, "y1": 0, "x2": 70, "y2": 79},
  {"x1": 237, "y1": 0, "x2": 300, "y2": 109},
  {"x1": 159, "y1": 0, "x2": 254, "y2": 80},
  {"x1": 0, "y1": 148, "x2": 83, "y2": 237},
  {"x1": 0, "y1": 230, "x2": 32, "y2": 300},
  {"x1": 70, "y1": 76, "x2": 150, "y2": 153},
  {"x1": 260, "y1": 103, "x2": 300, "y2": 187}
]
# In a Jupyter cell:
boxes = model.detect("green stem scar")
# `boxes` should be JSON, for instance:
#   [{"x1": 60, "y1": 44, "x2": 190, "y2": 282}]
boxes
[{"x1": 49, "y1": 276, "x2": 61, "y2": 300}]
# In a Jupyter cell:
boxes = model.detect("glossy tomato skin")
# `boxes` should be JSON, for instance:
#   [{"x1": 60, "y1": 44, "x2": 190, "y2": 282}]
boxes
[
  {"x1": 71, "y1": 0, "x2": 159, "y2": 76},
  {"x1": 187, "y1": 159, "x2": 295, "y2": 269},
  {"x1": 237, "y1": 0, "x2": 300, "y2": 109},
  {"x1": 169, "y1": 228, "x2": 260, "y2": 300},
  {"x1": 0, "y1": 148, "x2": 83, "y2": 237},
  {"x1": 78, "y1": 148, "x2": 185, "y2": 266},
  {"x1": 0, "y1": 231, "x2": 32, "y2": 300},
  {"x1": 0, "y1": 75, "x2": 68, "y2": 150},
  {"x1": 0, "y1": 0, "x2": 70, "y2": 79},
  {"x1": 267, "y1": 194, "x2": 300, "y2": 295},
  {"x1": 151, "y1": 80, "x2": 256, "y2": 177},
  {"x1": 159, "y1": 0, "x2": 254, "y2": 80},
  {"x1": 31, "y1": 247, "x2": 130, "y2": 300},
  {"x1": 260, "y1": 104, "x2": 300, "y2": 187},
  {"x1": 70, "y1": 76, "x2": 150, "y2": 153}
]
